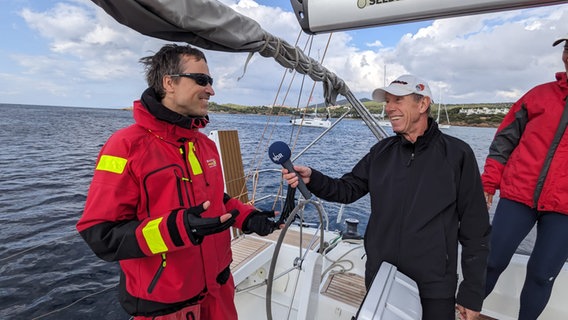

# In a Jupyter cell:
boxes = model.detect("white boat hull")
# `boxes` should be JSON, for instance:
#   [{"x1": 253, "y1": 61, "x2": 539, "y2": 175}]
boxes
[
  {"x1": 481, "y1": 254, "x2": 568, "y2": 319},
  {"x1": 290, "y1": 117, "x2": 332, "y2": 128},
  {"x1": 233, "y1": 225, "x2": 568, "y2": 320},
  {"x1": 233, "y1": 225, "x2": 420, "y2": 320},
  {"x1": 233, "y1": 227, "x2": 368, "y2": 320},
  {"x1": 362, "y1": 119, "x2": 391, "y2": 127}
]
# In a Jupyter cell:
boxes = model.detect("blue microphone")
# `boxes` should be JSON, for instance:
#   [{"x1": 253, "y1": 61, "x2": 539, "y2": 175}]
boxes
[{"x1": 268, "y1": 141, "x2": 312, "y2": 199}]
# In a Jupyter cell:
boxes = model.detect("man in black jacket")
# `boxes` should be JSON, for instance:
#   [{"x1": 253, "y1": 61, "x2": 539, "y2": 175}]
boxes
[{"x1": 282, "y1": 74, "x2": 490, "y2": 320}]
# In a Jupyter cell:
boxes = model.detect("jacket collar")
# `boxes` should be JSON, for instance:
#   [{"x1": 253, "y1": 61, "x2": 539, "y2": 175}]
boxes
[
  {"x1": 133, "y1": 88, "x2": 209, "y2": 142},
  {"x1": 399, "y1": 117, "x2": 440, "y2": 151},
  {"x1": 140, "y1": 88, "x2": 209, "y2": 130}
]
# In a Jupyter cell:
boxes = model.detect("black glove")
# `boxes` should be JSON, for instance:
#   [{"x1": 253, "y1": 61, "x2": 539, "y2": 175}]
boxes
[
  {"x1": 183, "y1": 203, "x2": 239, "y2": 245},
  {"x1": 243, "y1": 210, "x2": 278, "y2": 236}
]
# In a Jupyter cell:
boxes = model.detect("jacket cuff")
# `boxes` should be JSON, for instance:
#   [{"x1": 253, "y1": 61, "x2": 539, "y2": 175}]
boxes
[{"x1": 456, "y1": 286, "x2": 483, "y2": 312}]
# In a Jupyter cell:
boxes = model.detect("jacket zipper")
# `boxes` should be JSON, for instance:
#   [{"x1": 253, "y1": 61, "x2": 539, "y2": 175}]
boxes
[
  {"x1": 178, "y1": 142, "x2": 192, "y2": 182},
  {"x1": 147, "y1": 253, "x2": 166, "y2": 293},
  {"x1": 178, "y1": 143, "x2": 197, "y2": 206},
  {"x1": 397, "y1": 145, "x2": 416, "y2": 265},
  {"x1": 175, "y1": 171, "x2": 188, "y2": 206},
  {"x1": 188, "y1": 141, "x2": 210, "y2": 186},
  {"x1": 177, "y1": 138, "x2": 191, "y2": 205},
  {"x1": 406, "y1": 152, "x2": 415, "y2": 167}
]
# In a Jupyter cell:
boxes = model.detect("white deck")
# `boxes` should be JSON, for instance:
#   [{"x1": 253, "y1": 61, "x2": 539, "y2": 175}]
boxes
[
  {"x1": 232, "y1": 228, "x2": 367, "y2": 320},
  {"x1": 481, "y1": 254, "x2": 568, "y2": 320},
  {"x1": 233, "y1": 227, "x2": 568, "y2": 320},
  {"x1": 232, "y1": 227, "x2": 423, "y2": 320}
]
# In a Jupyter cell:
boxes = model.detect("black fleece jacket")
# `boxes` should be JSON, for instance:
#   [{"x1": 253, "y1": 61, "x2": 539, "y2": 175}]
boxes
[{"x1": 308, "y1": 119, "x2": 490, "y2": 311}]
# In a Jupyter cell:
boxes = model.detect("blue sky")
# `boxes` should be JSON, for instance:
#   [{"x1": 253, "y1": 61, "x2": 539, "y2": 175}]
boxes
[{"x1": 1, "y1": 0, "x2": 567, "y2": 108}]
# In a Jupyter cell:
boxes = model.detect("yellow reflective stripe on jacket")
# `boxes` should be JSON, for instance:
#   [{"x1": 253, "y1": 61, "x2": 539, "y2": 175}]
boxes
[
  {"x1": 96, "y1": 155, "x2": 127, "y2": 174},
  {"x1": 187, "y1": 142, "x2": 203, "y2": 175},
  {"x1": 142, "y1": 217, "x2": 168, "y2": 254}
]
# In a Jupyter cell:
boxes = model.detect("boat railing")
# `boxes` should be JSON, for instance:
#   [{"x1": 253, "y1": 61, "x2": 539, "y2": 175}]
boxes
[
  {"x1": 248, "y1": 167, "x2": 330, "y2": 231},
  {"x1": 248, "y1": 168, "x2": 285, "y2": 203}
]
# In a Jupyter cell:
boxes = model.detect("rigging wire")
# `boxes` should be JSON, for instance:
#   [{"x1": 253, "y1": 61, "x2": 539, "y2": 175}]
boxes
[
  {"x1": 31, "y1": 284, "x2": 117, "y2": 320},
  {"x1": 241, "y1": 29, "x2": 327, "y2": 212},
  {"x1": 1, "y1": 232, "x2": 120, "y2": 319},
  {"x1": 0, "y1": 232, "x2": 76, "y2": 263},
  {"x1": 290, "y1": 32, "x2": 334, "y2": 154},
  {"x1": 252, "y1": 31, "x2": 335, "y2": 214},
  {"x1": 242, "y1": 29, "x2": 303, "y2": 206}
]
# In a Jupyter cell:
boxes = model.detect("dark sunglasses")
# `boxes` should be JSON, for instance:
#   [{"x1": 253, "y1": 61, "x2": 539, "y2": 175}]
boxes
[{"x1": 169, "y1": 73, "x2": 213, "y2": 86}]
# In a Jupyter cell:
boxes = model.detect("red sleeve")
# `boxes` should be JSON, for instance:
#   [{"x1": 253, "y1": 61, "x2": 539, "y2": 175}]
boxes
[
  {"x1": 224, "y1": 197, "x2": 256, "y2": 229},
  {"x1": 481, "y1": 157, "x2": 505, "y2": 195}
]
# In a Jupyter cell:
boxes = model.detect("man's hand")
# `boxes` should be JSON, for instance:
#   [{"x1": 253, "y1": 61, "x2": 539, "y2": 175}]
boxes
[
  {"x1": 456, "y1": 304, "x2": 480, "y2": 320},
  {"x1": 484, "y1": 192, "x2": 494, "y2": 210},
  {"x1": 184, "y1": 200, "x2": 239, "y2": 245},
  {"x1": 281, "y1": 165, "x2": 312, "y2": 188},
  {"x1": 243, "y1": 210, "x2": 282, "y2": 236}
]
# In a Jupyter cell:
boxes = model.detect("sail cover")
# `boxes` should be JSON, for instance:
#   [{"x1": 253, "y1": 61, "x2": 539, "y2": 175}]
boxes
[{"x1": 90, "y1": 0, "x2": 348, "y2": 106}]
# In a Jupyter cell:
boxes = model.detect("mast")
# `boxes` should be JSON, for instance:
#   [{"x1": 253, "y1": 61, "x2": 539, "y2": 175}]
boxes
[
  {"x1": 436, "y1": 89, "x2": 441, "y2": 123},
  {"x1": 381, "y1": 65, "x2": 386, "y2": 119}
]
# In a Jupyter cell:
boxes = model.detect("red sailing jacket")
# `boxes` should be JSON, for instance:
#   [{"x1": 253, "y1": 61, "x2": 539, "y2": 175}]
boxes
[
  {"x1": 482, "y1": 72, "x2": 568, "y2": 214},
  {"x1": 76, "y1": 101, "x2": 255, "y2": 314}
]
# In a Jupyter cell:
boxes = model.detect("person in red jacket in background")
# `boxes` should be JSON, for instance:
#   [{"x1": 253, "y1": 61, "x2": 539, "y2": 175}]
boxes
[
  {"x1": 482, "y1": 33, "x2": 568, "y2": 320},
  {"x1": 76, "y1": 44, "x2": 280, "y2": 320}
]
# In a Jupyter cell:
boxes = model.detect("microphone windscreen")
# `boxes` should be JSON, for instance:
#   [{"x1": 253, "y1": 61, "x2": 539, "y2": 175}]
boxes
[{"x1": 268, "y1": 141, "x2": 291, "y2": 165}]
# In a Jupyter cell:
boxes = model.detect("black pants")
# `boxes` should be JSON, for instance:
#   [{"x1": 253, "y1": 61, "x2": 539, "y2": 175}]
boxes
[
  {"x1": 486, "y1": 198, "x2": 568, "y2": 320},
  {"x1": 421, "y1": 297, "x2": 455, "y2": 320}
]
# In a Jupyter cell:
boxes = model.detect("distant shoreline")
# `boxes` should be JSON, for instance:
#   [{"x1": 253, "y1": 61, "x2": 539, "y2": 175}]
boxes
[
  {"x1": 206, "y1": 101, "x2": 507, "y2": 128},
  {"x1": 205, "y1": 110, "x2": 502, "y2": 128},
  {"x1": 446, "y1": 121, "x2": 499, "y2": 128},
  {"x1": 0, "y1": 102, "x2": 503, "y2": 128}
]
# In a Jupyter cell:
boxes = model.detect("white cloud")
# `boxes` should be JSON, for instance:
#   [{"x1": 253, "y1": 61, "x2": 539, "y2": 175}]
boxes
[
  {"x1": 343, "y1": 5, "x2": 568, "y2": 103},
  {"x1": 1, "y1": 0, "x2": 567, "y2": 108},
  {"x1": 366, "y1": 40, "x2": 384, "y2": 48}
]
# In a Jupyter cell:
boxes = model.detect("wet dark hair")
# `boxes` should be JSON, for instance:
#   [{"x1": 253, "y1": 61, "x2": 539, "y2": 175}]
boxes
[{"x1": 139, "y1": 44, "x2": 207, "y2": 99}]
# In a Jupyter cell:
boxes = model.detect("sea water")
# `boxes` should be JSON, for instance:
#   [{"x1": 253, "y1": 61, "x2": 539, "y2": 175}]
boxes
[{"x1": 0, "y1": 103, "x2": 528, "y2": 319}]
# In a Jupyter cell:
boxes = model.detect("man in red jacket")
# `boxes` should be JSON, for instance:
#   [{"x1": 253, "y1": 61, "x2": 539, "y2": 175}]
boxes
[
  {"x1": 482, "y1": 33, "x2": 568, "y2": 320},
  {"x1": 76, "y1": 44, "x2": 279, "y2": 319}
]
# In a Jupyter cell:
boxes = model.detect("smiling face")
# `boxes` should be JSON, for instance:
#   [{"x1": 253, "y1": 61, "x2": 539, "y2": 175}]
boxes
[
  {"x1": 385, "y1": 93, "x2": 431, "y2": 143},
  {"x1": 161, "y1": 55, "x2": 215, "y2": 117}
]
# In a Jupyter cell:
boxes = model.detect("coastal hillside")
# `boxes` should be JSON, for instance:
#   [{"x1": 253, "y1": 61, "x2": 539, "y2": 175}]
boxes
[{"x1": 208, "y1": 100, "x2": 512, "y2": 128}]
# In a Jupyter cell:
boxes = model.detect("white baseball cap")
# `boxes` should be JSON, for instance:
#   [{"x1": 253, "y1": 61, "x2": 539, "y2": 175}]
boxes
[
  {"x1": 372, "y1": 74, "x2": 432, "y2": 103},
  {"x1": 552, "y1": 33, "x2": 568, "y2": 47}
]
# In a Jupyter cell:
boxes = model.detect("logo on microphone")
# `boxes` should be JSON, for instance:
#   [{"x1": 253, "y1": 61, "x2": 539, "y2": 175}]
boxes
[
  {"x1": 268, "y1": 141, "x2": 291, "y2": 165},
  {"x1": 271, "y1": 152, "x2": 284, "y2": 163}
]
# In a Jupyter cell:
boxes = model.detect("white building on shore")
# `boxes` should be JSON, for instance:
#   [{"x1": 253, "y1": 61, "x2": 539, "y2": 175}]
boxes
[{"x1": 459, "y1": 107, "x2": 510, "y2": 116}]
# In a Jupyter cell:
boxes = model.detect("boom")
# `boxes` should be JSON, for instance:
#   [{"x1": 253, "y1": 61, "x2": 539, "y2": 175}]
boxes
[{"x1": 291, "y1": 0, "x2": 567, "y2": 34}]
